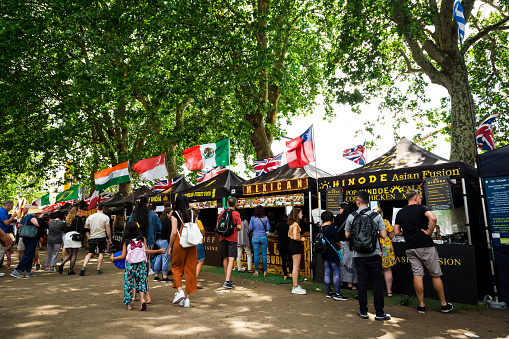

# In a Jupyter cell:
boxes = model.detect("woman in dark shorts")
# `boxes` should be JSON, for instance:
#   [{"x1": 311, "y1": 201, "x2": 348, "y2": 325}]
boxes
[{"x1": 288, "y1": 208, "x2": 306, "y2": 295}]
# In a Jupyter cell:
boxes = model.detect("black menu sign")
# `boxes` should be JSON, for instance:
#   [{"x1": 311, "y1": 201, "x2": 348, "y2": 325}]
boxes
[
  {"x1": 326, "y1": 187, "x2": 343, "y2": 212},
  {"x1": 424, "y1": 176, "x2": 454, "y2": 210}
]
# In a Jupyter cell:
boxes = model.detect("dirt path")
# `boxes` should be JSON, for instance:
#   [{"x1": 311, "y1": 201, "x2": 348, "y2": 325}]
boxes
[{"x1": 0, "y1": 250, "x2": 508, "y2": 338}]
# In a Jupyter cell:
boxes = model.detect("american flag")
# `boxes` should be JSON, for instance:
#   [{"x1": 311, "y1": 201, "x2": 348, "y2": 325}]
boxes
[
  {"x1": 343, "y1": 142, "x2": 366, "y2": 165},
  {"x1": 476, "y1": 112, "x2": 499, "y2": 151},
  {"x1": 197, "y1": 166, "x2": 226, "y2": 183},
  {"x1": 253, "y1": 153, "x2": 283, "y2": 176}
]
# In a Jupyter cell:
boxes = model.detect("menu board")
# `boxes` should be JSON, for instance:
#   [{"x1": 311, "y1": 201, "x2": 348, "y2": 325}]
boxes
[
  {"x1": 189, "y1": 200, "x2": 218, "y2": 210},
  {"x1": 423, "y1": 176, "x2": 454, "y2": 211},
  {"x1": 326, "y1": 187, "x2": 343, "y2": 212},
  {"x1": 484, "y1": 176, "x2": 509, "y2": 246},
  {"x1": 237, "y1": 194, "x2": 305, "y2": 209}
]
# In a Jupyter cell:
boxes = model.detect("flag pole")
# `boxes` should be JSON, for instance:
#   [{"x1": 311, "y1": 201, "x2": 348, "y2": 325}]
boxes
[
  {"x1": 228, "y1": 138, "x2": 231, "y2": 193},
  {"x1": 312, "y1": 124, "x2": 321, "y2": 221}
]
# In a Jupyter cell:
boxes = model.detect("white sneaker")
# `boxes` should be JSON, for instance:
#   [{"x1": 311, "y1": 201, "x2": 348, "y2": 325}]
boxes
[
  {"x1": 179, "y1": 298, "x2": 190, "y2": 307},
  {"x1": 148, "y1": 269, "x2": 154, "y2": 275},
  {"x1": 0, "y1": 273, "x2": 4, "y2": 277},
  {"x1": 173, "y1": 290, "x2": 185, "y2": 304},
  {"x1": 292, "y1": 286, "x2": 306, "y2": 295}
]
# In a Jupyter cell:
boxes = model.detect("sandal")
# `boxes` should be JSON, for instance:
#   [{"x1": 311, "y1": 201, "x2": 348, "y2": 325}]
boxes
[
  {"x1": 140, "y1": 299, "x2": 147, "y2": 311},
  {"x1": 197, "y1": 283, "x2": 204, "y2": 289},
  {"x1": 145, "y1": 299, "x2": 152, "y2": 304},
  {"x1": 387, "y1": 292, "x2": 393, "y2": 298},
  {"x1": 127, "y1": 305, "x2": 133, "y2": 310}
]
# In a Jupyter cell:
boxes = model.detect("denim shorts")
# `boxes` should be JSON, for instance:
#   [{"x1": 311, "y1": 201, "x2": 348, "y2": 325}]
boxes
[{"x1": 197, "y1": 243, "x2": 205, "y2": 262}]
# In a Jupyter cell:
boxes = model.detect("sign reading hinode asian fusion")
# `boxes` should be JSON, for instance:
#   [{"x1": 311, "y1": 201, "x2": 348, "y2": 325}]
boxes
[
  {"x1": 319, "y1": 167, "x2": 462, "y2": 189},
  {"x1": 484, "y1": 176, "x2": 509, "y2": 246}
]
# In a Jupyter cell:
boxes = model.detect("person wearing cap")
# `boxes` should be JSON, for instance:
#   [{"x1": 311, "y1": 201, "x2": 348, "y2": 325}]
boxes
[{"x1": 11, "y1": 206, "x2": 43, "y2": 278}]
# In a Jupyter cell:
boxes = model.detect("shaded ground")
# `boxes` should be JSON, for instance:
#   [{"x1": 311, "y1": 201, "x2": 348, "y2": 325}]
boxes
[{"x1": 0, "y1": 250, "x2": 508, "y2": 338}]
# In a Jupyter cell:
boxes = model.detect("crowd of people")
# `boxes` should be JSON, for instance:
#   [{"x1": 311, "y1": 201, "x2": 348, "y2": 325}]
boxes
[{"x1": 0, "y1": 189, "x2": 454, "y2": 318}]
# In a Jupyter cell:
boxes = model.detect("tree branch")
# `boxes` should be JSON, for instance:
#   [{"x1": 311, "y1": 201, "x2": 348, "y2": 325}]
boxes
[
  {"x1": 397, "y1": 49, "x2": 423, "y2": 73},
  {"x1": 462, "y1": 16, "x2": 509, "y2": 52}
]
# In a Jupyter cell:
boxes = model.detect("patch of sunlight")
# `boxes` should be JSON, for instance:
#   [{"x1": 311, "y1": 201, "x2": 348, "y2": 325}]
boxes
[
  {"x1": 27, "y1": 305, "x2": 65, "y2": 317},
  {"x1": 15, "y1": 321, "x2": 45, "y2": 328},
  {"x1": 226, "y1": 317, "x2": 273, "y2": 337},
  {"x1": 141, "y1": 323, "x2": 211, "y2": 336},
  {"x1": 446, "y1": 329, "x2": 481, "y2": 338}
]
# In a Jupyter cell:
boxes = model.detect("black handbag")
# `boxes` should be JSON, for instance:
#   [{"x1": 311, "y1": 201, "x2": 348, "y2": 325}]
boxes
[{"x1": 71, "y1": 233, "x2": 84, "y2": 242}]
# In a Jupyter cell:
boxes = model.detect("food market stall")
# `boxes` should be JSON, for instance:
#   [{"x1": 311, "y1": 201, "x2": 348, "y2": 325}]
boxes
[
  {"x1": 233, "y1": 164, "x2": 331, "y2": 279},
  {"x1": 148, "y1": 178, "x2": 193, "y2": 206},
  {"x1": 318, "y1": 137, "x2": 491, "y2": 304},
  {"x1": 176, "y1": 170, "x2": 245, "y2": 267}
]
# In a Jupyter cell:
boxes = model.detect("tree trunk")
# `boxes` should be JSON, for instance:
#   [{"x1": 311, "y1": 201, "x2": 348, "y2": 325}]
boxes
[
  {"x1": 166, "y1": 143, "x2": 178, "y2": 178},
  {"x1": 246, "y1": 112, "x2": 274, "y2": 159},
  {"x1": 447, "y1": 61, "x2": 477, "y2": 165}
]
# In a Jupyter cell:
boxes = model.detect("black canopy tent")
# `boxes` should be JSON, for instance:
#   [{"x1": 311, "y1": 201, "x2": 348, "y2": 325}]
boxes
[
  {"x1": 102, "y1": 186, "x2": 153, "y2": 216},
  {"x1": 477, "y1": 145, "x2": 509, "y2": 305},
  {"x1": 231, "y1": 163, "x2": 332, "y2": 226},
  {"x1": 148, "y1": 178, "x2": 194, "y2": 205},
  {"x1": 176, "y1": 170, "x2": 245, "y2": 203},
  {"x1": 317, "y1": 137, "x2": 490, "y2": 304}
]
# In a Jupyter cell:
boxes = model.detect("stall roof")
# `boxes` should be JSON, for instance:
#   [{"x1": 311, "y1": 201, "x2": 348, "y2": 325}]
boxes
[
  {"x1": 100, "y1": 192, "x2": 126, "y2": 215},
  {"x1": 477, "y1": 144, "x2": 509, "y2": 178},
  {"x1": 148, "y1": 178, "x2": 194, "y2": 204},
  {"x1": 231, "y1": 164, "x2": 331, "y2": 197},
  {"x1": 104, "y1": 186, "x2": 153, "y2": 207},
  {"x1": 176, "y1": 170, "x2": 245, "y2": 202},
  {"x1": 241, "y1": 164, "x2": 331, "y2": 185},
  {"x1": 319, "y1": 137, "x2": 478, "y2": 190}
]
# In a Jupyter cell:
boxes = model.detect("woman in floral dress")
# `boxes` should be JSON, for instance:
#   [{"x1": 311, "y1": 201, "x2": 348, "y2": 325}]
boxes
[{"x1": 373, "y1": 207, "x2": 395, "y2": 297}]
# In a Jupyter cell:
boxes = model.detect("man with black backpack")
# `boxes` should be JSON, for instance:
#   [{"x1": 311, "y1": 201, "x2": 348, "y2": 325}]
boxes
[
  {"x1": 345, "y1": 191, "x2": 390, "y2": 321},
  {"x1": 216, "y1": 197, "x2": 242, "y2": 289}
]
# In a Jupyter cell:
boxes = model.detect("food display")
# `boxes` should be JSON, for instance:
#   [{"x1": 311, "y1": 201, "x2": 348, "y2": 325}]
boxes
[
  {"x1": 237, "y1": 194, "x2": 305, "y2": 209},
  {"x1": 189, "y1": 200, "x2": 218, "y2": 210}
]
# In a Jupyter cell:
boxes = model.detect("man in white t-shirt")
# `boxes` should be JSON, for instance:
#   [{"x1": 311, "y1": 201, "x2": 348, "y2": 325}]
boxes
[{"x1": 79, "y1": 203, "x2": 111, "y2": 276}]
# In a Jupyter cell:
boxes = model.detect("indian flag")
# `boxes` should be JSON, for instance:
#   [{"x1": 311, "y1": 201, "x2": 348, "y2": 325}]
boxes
[
  {"x1": 95, "y1": 161, "x2": 131, "y2": 192},
  {"x1": 35, "y1": 194, "x2": 50, "y2": 207},
  {"x1": 183, "y1": 138, "x2": 229, "y2": 171}
]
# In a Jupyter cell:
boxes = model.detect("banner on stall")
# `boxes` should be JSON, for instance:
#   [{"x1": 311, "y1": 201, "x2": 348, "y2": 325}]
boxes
[
  {"x1": 343, "y1": 184, "x2": 423, "y2": 202},
  {"x1": 237, "y1": 193, "x2": 304, "y2": 209},
  {"x1": 484, "y1": 176, "x2": 509, "y2": 246},
  {"x1": 243, "y1": 178, "x2": 308, "y2": 195},
  {"x1": 320, "y1": 167, "x2": 461, "y2": 190}
]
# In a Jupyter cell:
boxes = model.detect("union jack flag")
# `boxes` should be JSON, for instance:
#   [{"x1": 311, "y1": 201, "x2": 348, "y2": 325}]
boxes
[
  {"x1": 253, "y1": 153, "x2": 283, "y2": 176},
  {"x1": 343, "y1": 142, "x2": 366, "y2": 165},
  {"x1": 476, "y1": 112, "x2": 499, "y2": 151},
  {"x1": 197, "y1": 166, "x2": 226, "y2": 183},
  {"x1": 152, "y1": 176, "x2": 183, "y2": 193}
]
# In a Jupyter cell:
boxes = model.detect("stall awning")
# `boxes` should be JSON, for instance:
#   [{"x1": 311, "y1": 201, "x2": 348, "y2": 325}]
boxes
[
  {"x1": 477, "y1": 144, "x2": 509, "y2": 178},
  {"x1": 175, "y1": 170, "x2": 245, "y2": 202},
  {"x1": 104, "y1": 186, "x2": 153, "y2": 208},
  {"x1": 148, "y1": 178, "x2": 193, "y2": 204},
  {"x1": 319, "y1": 137, "x2": 478, "y2": 190},
  {"x1": 232, "y1": 164, "x2": 331, "y2": 196}
]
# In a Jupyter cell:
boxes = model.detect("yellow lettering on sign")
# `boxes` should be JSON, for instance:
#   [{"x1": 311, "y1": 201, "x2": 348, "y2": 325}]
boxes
[
  {"x1": 246, "y1": 186, "x2": 252, "y2": 194},
  {"x1": 256, "y1": 185, "x2": 259, "y2": 193},
  {"x1": 297, "y1": 179, "x2": 303, "y2": 188},
  {"x1": 263, "y1": 184, "x2": 267, "y2": 192},
  {"x1": 287, "y1": 181, "x2": 292, "y2": 190},
  {"x1": 348, "y1": 178, "x2": 355, "y2": 185},
  {"x1": 277, "y1": 182, "x2": 282, "y2": 190},
  {"x1": 358, "y1": 177, "x2": 366, "y2": 184},
  {"x1": 369, "y1": 175, "x2": 377, "y2": 183}
]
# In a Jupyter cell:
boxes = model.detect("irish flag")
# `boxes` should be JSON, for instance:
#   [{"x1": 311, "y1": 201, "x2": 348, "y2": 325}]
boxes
[
  {"x1": 132, "y1": 153, "x2": 169, "y2": 182},
  {"x1": 183, "y1": 138, "x2": 229, "y2": 171},
  {"x1": 95, "y1": 161, "x2": 131, "y2": 192},
  {"x1": 35, "y1": 194, "x2": 50, "y2": 207}
]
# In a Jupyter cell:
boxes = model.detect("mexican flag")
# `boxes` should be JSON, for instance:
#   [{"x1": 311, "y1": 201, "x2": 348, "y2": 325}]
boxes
[
  {"x1": 56, "y1": 185, "x2": 81, "y2": 203},
  {"x1": 95, "y1": 161, "x2": 131, "y2": 192},
  {"x1": 35, "y1": 194, "x2": 50, "y2": 207},
  {"x1": 183, "y1": 138, "x2": 229, "y2": 171}
]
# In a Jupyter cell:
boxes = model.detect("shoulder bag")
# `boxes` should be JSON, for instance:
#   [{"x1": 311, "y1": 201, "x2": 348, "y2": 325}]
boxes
[
  {"x1": 176, "y1": 210, "x2": 203, "y2": 248},
  {"x1": 19, "y1": 215, "x2": 39, "y2": 239}
]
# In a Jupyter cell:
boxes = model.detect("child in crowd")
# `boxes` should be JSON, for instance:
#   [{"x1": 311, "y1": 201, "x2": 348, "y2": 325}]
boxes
[{"x1": 112, "y1": 222, "x2": 165, "y2": 311}]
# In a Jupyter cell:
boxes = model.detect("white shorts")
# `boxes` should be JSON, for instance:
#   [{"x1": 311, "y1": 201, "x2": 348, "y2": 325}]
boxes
[{"x1": 17, "y1": 238, "x2": 25, "y2": 251}]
